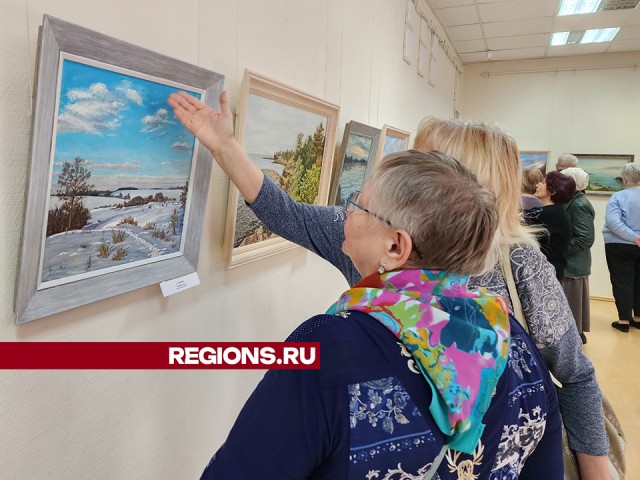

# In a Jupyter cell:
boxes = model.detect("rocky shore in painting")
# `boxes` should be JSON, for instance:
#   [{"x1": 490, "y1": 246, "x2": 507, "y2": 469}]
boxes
[{"x1": 233, "y1": 169, "x2": 280, "y2": 247}]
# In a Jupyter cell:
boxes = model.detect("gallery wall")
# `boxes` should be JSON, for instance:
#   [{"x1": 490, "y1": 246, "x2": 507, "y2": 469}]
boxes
[
  {"x1": 463, "y1": 51, "x2": 640, "y2": 299},
  {"x1": 0, "y1": 0, "x2": 461, "y2": 478}
]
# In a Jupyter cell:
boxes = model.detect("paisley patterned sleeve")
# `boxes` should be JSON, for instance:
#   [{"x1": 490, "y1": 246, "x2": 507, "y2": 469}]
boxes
[{"x1": 469, "y1": 244, "x2": 608, "y2": 456}]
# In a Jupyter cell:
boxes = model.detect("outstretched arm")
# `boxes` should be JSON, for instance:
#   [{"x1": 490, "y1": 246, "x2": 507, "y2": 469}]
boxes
[{"x1": 167, "y1": 91, "x2": 263, "y2": 203}]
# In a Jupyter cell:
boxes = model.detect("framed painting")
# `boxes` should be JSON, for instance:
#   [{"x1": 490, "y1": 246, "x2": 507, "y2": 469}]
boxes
[
  {"x1": 223, "y1": 70, "x2": 339, "y2": 269},
  {"x1": 573, "y1": 154, "x2": 635, "y2": 195},
  {"x1": 520, "y1": 151, "x2": 548, "y2": 174},
  {"x1": 330, "y1": 121, "x2": 382, "y2": 206},
  {"x1": 377, "y1": 125, "x2": 411, "y2": 164},
  {"x1": 14, "y1": 15, "x2": 224, "y2": 324}
]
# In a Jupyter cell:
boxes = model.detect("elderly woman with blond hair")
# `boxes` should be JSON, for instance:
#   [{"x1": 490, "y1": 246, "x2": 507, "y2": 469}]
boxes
[
  {"x1": 559, "y1": 167, "x2": 595, "y2": 344},
  {"x1": 168, "y1": 92, "x2": 610, "y2": 479},
  {"x1": 521, "y1": 167, "x2": 544, "y2": 210},
  {"x1": 604, "y1": 163, "x2": 640, "y2": 333}
]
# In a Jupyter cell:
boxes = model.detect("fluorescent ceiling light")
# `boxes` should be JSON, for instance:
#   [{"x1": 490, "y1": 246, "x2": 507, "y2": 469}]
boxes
[
  {"x1": 551, "y1": 32, "x2": 570, "y2": 46},
  {"x1": 558, "y1": 0, "x2": 602, "y2": 15},
  {"x1": 550, "y1": 27, "x2": 620, "y2": 45},
  {"x1": 581, "y1": 27, "x2": 620, "y2": 43}
]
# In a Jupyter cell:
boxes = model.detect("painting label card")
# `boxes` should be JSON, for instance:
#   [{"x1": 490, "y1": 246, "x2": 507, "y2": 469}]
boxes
[{"x1": 160, "y1": 272, "x2": 200, "y2": 297}]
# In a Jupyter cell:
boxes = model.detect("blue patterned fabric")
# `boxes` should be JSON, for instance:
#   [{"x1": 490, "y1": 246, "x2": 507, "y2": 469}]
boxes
[{"x1": 200, "y1": 312, "x2": 563, "y2": 479}]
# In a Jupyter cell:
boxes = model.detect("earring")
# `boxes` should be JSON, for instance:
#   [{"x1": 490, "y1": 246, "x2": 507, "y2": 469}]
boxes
[{"x1": 378, "y1": 264, "x2": 386, "y2": 274}]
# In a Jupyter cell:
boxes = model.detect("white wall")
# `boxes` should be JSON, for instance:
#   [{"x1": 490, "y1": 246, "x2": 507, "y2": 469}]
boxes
[
  {"x1": 462, "y1": 52, "x2": 640, "y2": 299},
  {"x1": 0, "y1": 0, "x2": 461, "y2": 478}
]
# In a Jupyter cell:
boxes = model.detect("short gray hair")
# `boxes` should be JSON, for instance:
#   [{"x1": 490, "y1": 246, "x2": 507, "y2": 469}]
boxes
[
  {"x1": 621, "y1": 163, "x2": 640, "y2": 186},
  {"x1": 367, "y1": 150, "x2": 499, "y2": 275},
  {"x1": 557, "y1": 153, "x2": 578, "y2": 169}
]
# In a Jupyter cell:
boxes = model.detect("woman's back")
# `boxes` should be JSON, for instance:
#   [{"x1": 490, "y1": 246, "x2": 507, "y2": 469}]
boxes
[{"x1": 201, "y1": 310, "x2": 562, "y2": 479}]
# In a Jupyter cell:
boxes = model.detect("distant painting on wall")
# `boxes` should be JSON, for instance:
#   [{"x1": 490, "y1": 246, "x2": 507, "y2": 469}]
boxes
[
  {"x1": 574, "y1": 154, "x2": 635, "y2": 194},
  {"x1": 223, "y1": 70, "x2": 339, "y2": 268},
  {"x1": 330, "y1": 121, "x2": 381, "y2": 206},
  {"x1": 377, "y1": 125, "x2": 410, "y2": 164},
  {"x1": 520, "y1": 151, "x2": 548, "y2": 174}
]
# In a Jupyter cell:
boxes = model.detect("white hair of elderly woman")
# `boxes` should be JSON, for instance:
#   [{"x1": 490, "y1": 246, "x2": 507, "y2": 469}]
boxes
[
  {"x1": 621, "y1": 162, "x2": 640, "y2": 186},
  {"x1": 560, "y1": 167, "x2": 589, "y2": 191}
]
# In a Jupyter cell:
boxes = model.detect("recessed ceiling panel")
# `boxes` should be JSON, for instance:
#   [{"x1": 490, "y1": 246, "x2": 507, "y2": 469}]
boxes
[
  {"x1": 479, "y1": 0, "x2": 558, "y2": 23},
  {"x1": 608, "y1": 38, "x2": 640, "y2": 50},
  {"x1": 429, "y1": 0, "x2": 475, "y2": 8},
  {"x1": 435, "y1": 5, "x2": 480, "y2": 27},
  {"x1": 453, "y1": 39, "x2": 487, "y2": 53},
  {"x1": 615, "y1": 25, "x2": 640, "y2": 39},
  {"x1": 553, "y1": 10, "x2": 634, "y2": 30},
  {"x1": 547, "y1": 42, "x2": 610, "y2": 56},
  {"x1": 446, "y1": 23, "x2": 484, "y2": 41},
  {"x1": 458, "y1": 51, "x2": 490, "y2": 63},
  {"x1": 491, "y1": 46, "x2": 548, "y2": 61},
  {"x1": 483, "y1": 17, "x2": 554, "y2": 38},
  {"x1": 487, "y1": 33, "x2": 550, "y2": 50}
]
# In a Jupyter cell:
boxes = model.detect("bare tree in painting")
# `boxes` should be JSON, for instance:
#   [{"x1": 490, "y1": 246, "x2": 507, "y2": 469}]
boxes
[{"x1": 47, "y1": 157, "x2": 94, "y2": 236}]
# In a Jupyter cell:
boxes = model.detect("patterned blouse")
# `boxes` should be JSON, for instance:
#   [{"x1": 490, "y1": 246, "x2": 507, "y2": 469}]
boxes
[{"x1": 200, "y1": 312, "x2": 563, "y2": 479}]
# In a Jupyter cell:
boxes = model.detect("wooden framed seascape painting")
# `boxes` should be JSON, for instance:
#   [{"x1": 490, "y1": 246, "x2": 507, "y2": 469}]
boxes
[
  {"x1": 223, "y1": 70, "x2": 339, "y2": 269},
  {"x1": 573, "y1": 154, "x2": 635, "y2": 195},
  {"x1": 14, "y1": 15, "x2": 224, "y2": 324},
  {"x1": 330, "y1": 121, "x2": 381, "y2": 206},
  {"x1": 519, "y1": 151, "x2": 548, "y2": 174},
  {"x1": 377, "y1": 125, "x2": 410, "y2": 164}
]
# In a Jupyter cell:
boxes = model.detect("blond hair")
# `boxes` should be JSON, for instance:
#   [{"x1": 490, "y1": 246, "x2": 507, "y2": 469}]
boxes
[
  {"x1": 522, "y1": 168, "x2": 544, "y2": 194},
  {"x1": 414, "y1": 117, "x2": 537, "y2": 247},
  {"x1": 368, "y1": 151, "x2": 498, "y2": 275}
]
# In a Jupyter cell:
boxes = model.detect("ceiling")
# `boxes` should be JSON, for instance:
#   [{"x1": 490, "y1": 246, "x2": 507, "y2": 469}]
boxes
[{"x1": 427, "y1": 0, "x2": 640, "y2": 63}]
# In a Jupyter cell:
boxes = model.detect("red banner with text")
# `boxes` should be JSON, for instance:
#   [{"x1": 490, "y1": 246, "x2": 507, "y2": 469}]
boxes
[{"x1": 0, "y1": 342, "x2": 320, "y2": 369}]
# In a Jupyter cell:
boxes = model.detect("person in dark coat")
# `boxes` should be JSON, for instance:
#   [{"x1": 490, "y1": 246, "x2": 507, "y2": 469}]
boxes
[
  {"x1": 524, "y1": 171, "x2": 576, "y2": 280},
  {"x1": 559, "y1": 168, "x2": 595, "y2": 344}
]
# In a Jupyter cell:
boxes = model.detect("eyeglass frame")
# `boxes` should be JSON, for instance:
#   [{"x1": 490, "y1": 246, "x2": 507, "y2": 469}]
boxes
[{"x1": 344, "y1": 190, "x2": 423, "y2": 260}]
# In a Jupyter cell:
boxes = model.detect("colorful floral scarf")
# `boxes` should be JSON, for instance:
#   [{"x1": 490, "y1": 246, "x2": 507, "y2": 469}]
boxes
[{"x1": 326, "y1": 269, "x2": 510, "y2": 454}]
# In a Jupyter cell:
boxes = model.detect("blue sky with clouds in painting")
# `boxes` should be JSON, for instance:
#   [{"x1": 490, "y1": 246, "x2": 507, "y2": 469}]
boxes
[
  {"x1": 346, "y1": 133, "x2": 373, "y2": 161},
  {"x1": 52, "y1": 59, "x2": 199, "y2": 190}
]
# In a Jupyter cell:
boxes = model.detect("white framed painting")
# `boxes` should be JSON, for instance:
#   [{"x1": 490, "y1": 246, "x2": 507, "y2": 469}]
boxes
[{"x1": 223, "y1": 70, "x2": 340, "y2": 269}]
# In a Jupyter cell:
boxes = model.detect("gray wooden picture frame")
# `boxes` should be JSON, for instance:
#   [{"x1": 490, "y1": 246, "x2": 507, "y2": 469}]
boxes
[
  {"x1": 14, "y1": 15, "x2": 224, "y2": 324},
  {"x1": 329, "y1": 121, "x2": 381, "y2": 206}
]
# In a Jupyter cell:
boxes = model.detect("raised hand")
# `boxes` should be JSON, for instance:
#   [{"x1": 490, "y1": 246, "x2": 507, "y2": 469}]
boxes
[
  {"x1": 167, "y1": 90, "x2": 234, "y2": 155},
  {"x1": 168, "y1": 90, "x2": 264, "y2": 203}
]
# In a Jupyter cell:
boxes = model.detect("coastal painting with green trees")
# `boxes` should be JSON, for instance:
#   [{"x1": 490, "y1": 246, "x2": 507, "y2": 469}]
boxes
[
  {"x1": 41, "y1": 58, "x2": 198, "y2": 287},
  {"x1": 234, "y1": 93, "x2": 329, "y2": 247}
]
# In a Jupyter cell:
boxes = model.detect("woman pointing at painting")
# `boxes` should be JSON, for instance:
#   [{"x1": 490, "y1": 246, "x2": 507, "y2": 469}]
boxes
[{"x1": 167, "y1": 91, "x2": 611, "y2": 479}]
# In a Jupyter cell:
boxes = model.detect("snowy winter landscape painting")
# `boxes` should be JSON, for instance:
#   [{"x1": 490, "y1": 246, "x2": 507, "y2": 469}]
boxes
[
  {"x1": 41, "y1": 58, "x2": 199, "y2": 287},
  {"x1": 15, "y1": 15, "x2": 223, "y2": 324}
]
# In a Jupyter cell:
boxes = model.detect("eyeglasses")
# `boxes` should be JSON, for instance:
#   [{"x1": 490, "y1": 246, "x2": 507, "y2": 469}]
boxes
[
  {"x1": 344, "y1": 190, "x2": 423, "y2": 259},
  {"x1": 345, "y1": 190, "x2": 392, "y2": 226}
]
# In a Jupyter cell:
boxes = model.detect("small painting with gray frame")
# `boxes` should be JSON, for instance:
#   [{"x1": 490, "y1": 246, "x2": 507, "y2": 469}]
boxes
[{"x1": 330, "y1": 121, "x2": 381, "y2": 206}]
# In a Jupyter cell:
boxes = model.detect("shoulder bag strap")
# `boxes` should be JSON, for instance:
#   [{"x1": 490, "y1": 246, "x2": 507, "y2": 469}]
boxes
[
  {"x1": 500, "y1": 246, "x2": 527, "y2": 331},
  {"x1": 422, "y1": 445, "x2": 448, "y2": 480}
]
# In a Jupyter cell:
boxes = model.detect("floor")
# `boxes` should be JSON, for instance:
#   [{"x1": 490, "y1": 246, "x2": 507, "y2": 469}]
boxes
[{"x1": 582, "y1": 299, "x2": 638, "y2": 479}]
